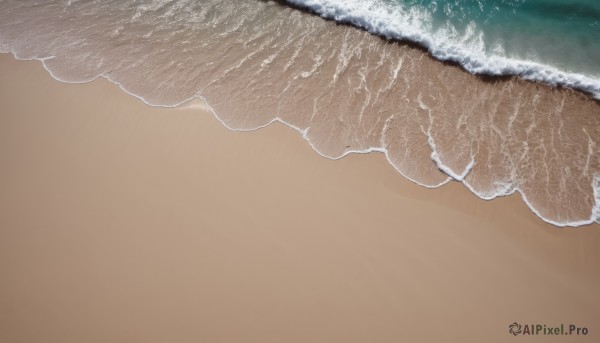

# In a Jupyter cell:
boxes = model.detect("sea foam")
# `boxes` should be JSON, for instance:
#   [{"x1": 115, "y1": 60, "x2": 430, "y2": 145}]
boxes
[{"x1": 286, "y1": 0, "x2": 600, "y2": 99}]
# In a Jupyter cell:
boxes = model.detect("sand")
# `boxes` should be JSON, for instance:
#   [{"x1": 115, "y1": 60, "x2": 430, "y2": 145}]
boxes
[{"x1": 0, "y1": 54, "x2": 599, "y2": 342}]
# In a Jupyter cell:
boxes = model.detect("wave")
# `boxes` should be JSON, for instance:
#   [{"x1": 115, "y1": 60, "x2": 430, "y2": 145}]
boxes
[{"x1": 285, "y1": 0, "x2": 600, "y2": 99}]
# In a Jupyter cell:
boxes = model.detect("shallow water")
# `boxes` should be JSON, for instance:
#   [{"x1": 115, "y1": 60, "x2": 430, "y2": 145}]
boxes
[
  {"x1": 289, "y1": 0, "x2": 600, "y2": 98},
  {"x1": 0, "y1": 0, "x2": 599, "y2": 226}
]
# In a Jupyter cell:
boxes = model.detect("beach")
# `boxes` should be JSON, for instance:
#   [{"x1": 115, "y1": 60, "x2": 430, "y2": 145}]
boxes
[{"x1": 1, "y1": 53, "x2": 599, "y2": 342}]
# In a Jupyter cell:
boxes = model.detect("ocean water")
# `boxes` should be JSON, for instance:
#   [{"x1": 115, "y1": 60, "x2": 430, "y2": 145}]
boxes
[
  {"x1": 290, "y1": 0, "x2": 600, "y2": 98},
  {"x1": 0, "y1": 0, "x2": 599, "y2": 226}
]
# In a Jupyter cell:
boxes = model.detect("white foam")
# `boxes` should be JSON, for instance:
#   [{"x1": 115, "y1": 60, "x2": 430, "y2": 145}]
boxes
[{"x1": 286, "y1": 0, "x2": 600, "y2": 99}]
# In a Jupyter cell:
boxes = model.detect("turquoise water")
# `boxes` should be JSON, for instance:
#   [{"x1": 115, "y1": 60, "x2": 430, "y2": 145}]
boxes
[
  {"x1": 405, "y1": 0, "x2": 600, "y2": 75},
  {"x1": 289, "y1": 0, "x2": 600, "y2": 96}
]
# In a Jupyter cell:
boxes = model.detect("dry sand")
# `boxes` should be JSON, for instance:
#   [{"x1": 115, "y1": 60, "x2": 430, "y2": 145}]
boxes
[{"x1": 0, "y1": 54, "x2": 599, "y2": 342}]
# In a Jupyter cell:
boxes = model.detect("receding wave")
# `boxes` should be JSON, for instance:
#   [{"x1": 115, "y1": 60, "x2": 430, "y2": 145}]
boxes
[
  {"x1": 286, "y1": 0, "x2": 600, "y2": 99},
  {"x1": 0, "y1": 0, "x2": 599, "y2": 226}
]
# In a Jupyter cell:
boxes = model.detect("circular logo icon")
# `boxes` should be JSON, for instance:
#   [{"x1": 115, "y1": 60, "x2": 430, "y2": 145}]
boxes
[{"x1": 509, "y1": 322, "x2": 522, "y2": 336}]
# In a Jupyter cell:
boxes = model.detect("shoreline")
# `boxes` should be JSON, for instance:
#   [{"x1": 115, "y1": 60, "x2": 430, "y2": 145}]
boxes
[
  {"x1": 6, "y1": 48, "x2": 598, "y2": 228},
  {"x1": 1, "y1": 0, "x2": 598, "y2": 226},
  {"x1": 1, "y1": 52, "x2": 599, "y2": 342}
]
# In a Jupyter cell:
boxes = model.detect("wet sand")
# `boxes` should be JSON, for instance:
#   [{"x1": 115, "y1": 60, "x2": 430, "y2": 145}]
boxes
[{"x1": 0, "y1": 54, "x2": 599, "y2": 342}]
